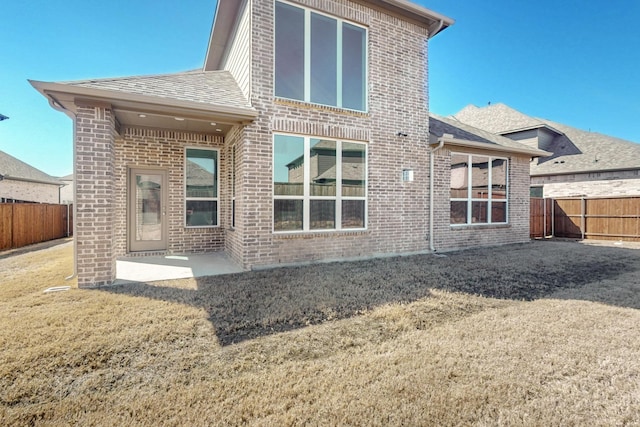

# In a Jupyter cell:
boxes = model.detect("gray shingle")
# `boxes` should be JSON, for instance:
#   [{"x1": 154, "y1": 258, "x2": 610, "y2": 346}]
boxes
[
  {"x1": 61, "y1": 70, "x2": 251, "y2": 109},
  {"x1": 0, "y1": 151, "x2": 62, "y2": 185}
]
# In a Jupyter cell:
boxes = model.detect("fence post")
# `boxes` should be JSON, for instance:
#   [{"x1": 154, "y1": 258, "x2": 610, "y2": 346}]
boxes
[{"x1": 580, "y1": 197, "x2": 586, "y2": 240}]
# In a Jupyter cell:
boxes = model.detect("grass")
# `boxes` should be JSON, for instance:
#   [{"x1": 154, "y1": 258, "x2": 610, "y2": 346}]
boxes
[{"x1": 1, "y1": 239, "x2": 640, "y2": 426}]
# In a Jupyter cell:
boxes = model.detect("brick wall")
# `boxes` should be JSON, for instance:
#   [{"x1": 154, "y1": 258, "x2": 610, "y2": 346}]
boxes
[
  {"x1": 0, "y1": 179, "x2": 60, "y2": 204},
  {"x1": 432, "y1": 147, "x2": 532, "y2": 252},
  {"x1": 113, "y1": 127, "x2": 225, "y2": 257},
  {"x1": 235, "y1": 0, "x2": 432, "y2": 269},
  {"x1": 75, "y1": 105, "x2": 117, "y2": 287},
  {"x1": 532, "y1": 169, "x2": 640, "y2": 198}
]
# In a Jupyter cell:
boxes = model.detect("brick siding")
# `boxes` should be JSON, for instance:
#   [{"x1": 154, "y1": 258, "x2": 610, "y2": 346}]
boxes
[{"x1": 0, "y1": 180, "x2": 60, "y2": 204}]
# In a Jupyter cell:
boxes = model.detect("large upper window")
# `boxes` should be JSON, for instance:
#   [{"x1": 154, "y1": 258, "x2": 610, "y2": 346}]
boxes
[
  {"x1": 185, "y1": 148, "x2": 219, "y2": 227},
  {"x1": 275, "y1": 1, "x2": 367, "y2": 111},
  {"x1": 450, "y1": 153, "x2": 508, "y2": 225},
  {"x1": 273, "y1": 134, "x2": 367, "y2": 232}
]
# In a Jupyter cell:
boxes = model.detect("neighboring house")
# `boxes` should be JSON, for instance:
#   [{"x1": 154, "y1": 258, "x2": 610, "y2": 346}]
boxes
[
  {"x1": 453, "y1": 103, "x2": 640, "y2": 198},
  {"x1": 30, "y1": 0, "x2": 544, "y2": 287},
  {"x1": 59, "y1": 174, "x2": 74, "y2": 204},
  {"x1": 0, "y1": 150, "x2": 62, "y2": 204},
  {"x1": 0, "y1": 114, "x2": 8, "y2": 122}
]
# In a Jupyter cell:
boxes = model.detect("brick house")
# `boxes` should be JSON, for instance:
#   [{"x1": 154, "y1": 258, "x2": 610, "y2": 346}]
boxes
[
  {"x1": 0, "y1": 150, "x2": 63, "y2": 204},
  {"x1": 31, "y1": 0, "x2": 545, "y2": 287},
  {"x1": 454, "y1": 103, "x2": 640, "y2": 198}
]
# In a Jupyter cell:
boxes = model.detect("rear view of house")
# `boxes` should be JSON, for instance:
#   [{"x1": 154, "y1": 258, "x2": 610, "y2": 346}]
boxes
[{"x1": 31, "y1": 0, "x2": 544, "y2": 287}]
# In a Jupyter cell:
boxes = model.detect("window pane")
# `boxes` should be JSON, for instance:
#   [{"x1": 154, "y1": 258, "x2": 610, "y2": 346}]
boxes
[
  {"x1": 472, "y1": 201, "x2": 488, "y2": 224},
  {"x1": 492, "y1": 202, "x2": 507, "y2": 223},
  {"x1": 310, "y1": 139, "x2": 336, "y2": 196},
  {"x1": 186, "y1": 149, "x2": 217, "y2": 198},
  {"x1": 342, "y1": 23, "x2": 366, "y2": 111},
  {"x1": 342, "y1": 200, "x2": 365, "y2": 228},
  {"x1": 492, "y1": 158, "x2": 507, "y2": 200},
  {"x1": 342, "y1": 142, "x2": 366, "y2": 197},
  {"x1": 274, "y1": 200, "x2": 303, "y2": 231},
  {"x1": 275, "y1": 2, "x2": 305, "y2": 101},
  {"x1": 311, "y1": 13, "x2": 337, "y2": 106},
  {"x1": 274, "y1": 135, "x2": 305, "y2": 196},
  {"x1": 310, "y1": 200, "x2": 335, "y2": 229},
  {"x1": 471, "y1": 156, "x2": 489, "y2": 199},
  {"x1": 450, "y1": 154, "x2": 468, "y2": 198},
  {"x1": 451, "y1": 201, "x2": 467, "y2": 224},
  {"x1": 186, "y1": 200, "x2": 217, "y2": 226}
]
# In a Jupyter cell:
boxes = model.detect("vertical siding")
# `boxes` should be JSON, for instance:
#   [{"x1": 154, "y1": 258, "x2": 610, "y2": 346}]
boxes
[{"x1": 223, "y1": 0, "x2": 251, "y2": 99}]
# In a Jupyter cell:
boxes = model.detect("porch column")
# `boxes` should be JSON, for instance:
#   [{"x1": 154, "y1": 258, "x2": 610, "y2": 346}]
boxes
[{"x1": 74, "y1": 103, "x2": 117, "y2": 287}]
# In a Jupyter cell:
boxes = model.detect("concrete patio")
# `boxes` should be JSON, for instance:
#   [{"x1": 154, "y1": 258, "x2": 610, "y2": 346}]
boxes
[{"x1": 115, "y1": 252, "x2": 245, "y2": 284}]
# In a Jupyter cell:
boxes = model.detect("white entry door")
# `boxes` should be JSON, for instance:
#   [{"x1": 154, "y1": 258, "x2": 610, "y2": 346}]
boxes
[{"x1": 128, "y1": 168, "x2": 168, "y2": 252}]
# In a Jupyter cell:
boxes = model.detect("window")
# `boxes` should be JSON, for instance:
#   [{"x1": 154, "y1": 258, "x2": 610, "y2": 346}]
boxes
[
  {"x1": 273, "y1": 134, "x2": 367, "y2": 232},
  {"x1": 275, "y1": 1, "x2": 367, "y2": 111},
  {"x1": 185, "y1": 148, "x2": 219, "y2": 227},
  {"x1": 450, "y1": 153, "x2": 508, "y2": 225}
]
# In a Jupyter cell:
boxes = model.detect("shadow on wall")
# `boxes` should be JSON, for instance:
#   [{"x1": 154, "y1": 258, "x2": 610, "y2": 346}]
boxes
[{"x1": 98, "y1": 241, "x2": 639, "y2": 346}]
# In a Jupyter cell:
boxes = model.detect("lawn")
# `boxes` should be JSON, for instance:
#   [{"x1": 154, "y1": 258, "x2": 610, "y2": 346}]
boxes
[{"x1": 1, "y1": 239, "x2": 639, "y2": 426}]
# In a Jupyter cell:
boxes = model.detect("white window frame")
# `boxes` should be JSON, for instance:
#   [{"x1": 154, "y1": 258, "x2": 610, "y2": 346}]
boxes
[
  {"x1": 184, "y1": 147, "x2": 220, "y2": 228},
  {"x1": 273, "y1": 133, "x2": 368, "y2": 233},
  {"x1": 450, "y1": 152, "x2": 509, "y2": 226},
  {"x1": 274, "y1": 0, "x2": 369, "y2": 112}
]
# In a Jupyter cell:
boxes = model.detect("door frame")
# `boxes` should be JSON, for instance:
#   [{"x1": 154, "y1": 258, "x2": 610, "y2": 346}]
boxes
[{"x1": 128, "y1": 167, "x2": 169, "y2": 252}]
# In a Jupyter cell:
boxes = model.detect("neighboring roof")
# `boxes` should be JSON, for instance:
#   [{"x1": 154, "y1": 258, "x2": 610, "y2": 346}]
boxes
[
  {"x1": 429, "y1": 113, "x2": 549, "y2": 157},
  {"x1": 0, "y1": 151, "x2": 62, "y2": 186},
  {"x1": 0, "y1": 113, "x2": 8, "y2": 121},
  {"x1": 454, "y1": 103, "x2": 562, "y2": 136},
  {"x1": 204, "y1": 0, "x2": 454, "y2": 71},
  {"x1": 59, "y1": 174, "x2": 74, "y2": 181},
  {"x1": 452, "y1": 104, "x2": 640, "y2": 176}
]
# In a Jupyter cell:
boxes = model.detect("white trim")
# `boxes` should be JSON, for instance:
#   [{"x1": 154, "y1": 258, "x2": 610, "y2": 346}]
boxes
[
  {"x1": 184, "y1": 147, "x2": 221, "y2": 228},
  {"x1": 273, "y1": 133, "x2": 368, "y2": 233},
  {"x1": 450, "y1": 152, "x2": 509, "y2": 226}
]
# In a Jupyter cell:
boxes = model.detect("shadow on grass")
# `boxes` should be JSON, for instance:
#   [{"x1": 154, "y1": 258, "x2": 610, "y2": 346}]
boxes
[{"x1": 99, "y1": 241, "x2": 639, "y2": 346}]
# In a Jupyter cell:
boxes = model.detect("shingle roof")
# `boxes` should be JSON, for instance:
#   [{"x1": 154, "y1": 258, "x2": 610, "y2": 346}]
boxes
[
  {"x1": 0, "y1": 151, "x2": 62, "y2": 185},
  {"x1": 429, "y1": 113, "x2": 541, "y2": 153},
  {"x1": 61, "y1": 70, "x2": 251, "y2": 109},
  {"x1": 452, "y1": 104, "x2": 640, "y2": 176}
]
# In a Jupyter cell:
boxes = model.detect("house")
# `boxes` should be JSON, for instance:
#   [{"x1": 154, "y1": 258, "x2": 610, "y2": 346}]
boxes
[
  {"x1": 59, "y1": 174, "x2": 74, "y2": 204},
  {"x1": 30, "y1": 0, "x2": 545, "y2": 288},
  {"x1": 0, "y1": 150, "x2": 63, "y2": 204},
  {"x1": 453, "y1": 103, "x2": 640, "y2": 198}
]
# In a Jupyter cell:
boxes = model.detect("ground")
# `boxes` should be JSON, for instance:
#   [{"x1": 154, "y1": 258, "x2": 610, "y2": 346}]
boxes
[{"x1": 1, "y1": 239, "x2": 639, "y2": 426}]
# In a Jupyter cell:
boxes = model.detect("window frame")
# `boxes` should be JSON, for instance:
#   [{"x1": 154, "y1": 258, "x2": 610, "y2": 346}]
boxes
[
  {"x1": 450, "y1": 152, "x2": 509, "y2": 226},
  {"x1": 184, "y1": 147, "x2": 220, "y2": 229},
  {"x1": 274, "y1": 0, "x2": 369, "y2": 112},
  {"x1": 273, "y1": 133, "x2": 368, "y2": 233}
]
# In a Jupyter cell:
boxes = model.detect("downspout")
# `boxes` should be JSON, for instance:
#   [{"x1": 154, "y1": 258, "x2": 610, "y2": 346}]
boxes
[
  {"x1": 47, "y1": 96, "x2": 78, "y2": 281},
  {"x1": 429, "y1": 138, "x2": 445, "y2": 252}
]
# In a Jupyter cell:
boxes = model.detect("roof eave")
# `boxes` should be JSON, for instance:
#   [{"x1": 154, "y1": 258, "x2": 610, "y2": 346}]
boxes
[
  {"x1": 29, "y1": 79, "x2": 258, "y2": 123},
  {"x1": 433, "y1": 137, "x2": 551, "y2": 158}
]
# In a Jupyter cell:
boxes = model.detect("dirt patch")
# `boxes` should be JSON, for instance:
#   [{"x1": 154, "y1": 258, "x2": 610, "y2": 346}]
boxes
[{"x1": 105, "y1": 240, "x2": 637, "y2": 345}]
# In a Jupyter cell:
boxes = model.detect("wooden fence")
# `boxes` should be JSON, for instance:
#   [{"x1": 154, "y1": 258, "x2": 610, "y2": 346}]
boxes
[
  {"x1": 0, "y1": 203, "x2": 73, "y2": 251},
  {"x1": 531, "y1": 197, "x2": 640, "y2": 241}
]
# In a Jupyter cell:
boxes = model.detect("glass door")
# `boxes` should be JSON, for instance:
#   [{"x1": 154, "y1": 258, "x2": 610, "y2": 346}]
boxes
[{"x1": 128, "y1": 168, "x2": 168, "y2": 252}]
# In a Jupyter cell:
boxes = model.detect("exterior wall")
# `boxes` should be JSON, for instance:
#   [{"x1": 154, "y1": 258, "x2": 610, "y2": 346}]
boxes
[
  {"x1": 59, "y1": 179, "x2": 74, "y2": 204},
  {"x1": 432, "y1": 147, "x2": 531, "y2": 252},
  {"x1": 75, "y1": 105, "x2": 117, "y2": 287},
  {"x1": 532, "y1": 169, "x2": 640, "y2": 197},
  {"x1": 223, "y1": 0, "x2": 251, "y2": 99},
  {"x1": 113, "y1": 127, "x2": 226, "y2": 257},
  {"x1": 236, "y1": 0, "x2": 432, "y2": 269},
  {"x1": 223, "y1": 124, "x2": 246, "y2": 267},
  {"x1": 0, "y1": 179, "x2": 59, "y2": 204}
]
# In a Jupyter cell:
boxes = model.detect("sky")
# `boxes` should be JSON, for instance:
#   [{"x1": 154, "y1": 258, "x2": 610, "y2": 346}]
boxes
[{"x1": 1, "y1": 0, "x2": 639, "y2": 178}]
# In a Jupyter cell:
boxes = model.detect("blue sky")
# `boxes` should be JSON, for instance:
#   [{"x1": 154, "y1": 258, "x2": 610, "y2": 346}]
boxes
[{"x1": 1, "y1": 0, "x2": 638, "y2": 177}]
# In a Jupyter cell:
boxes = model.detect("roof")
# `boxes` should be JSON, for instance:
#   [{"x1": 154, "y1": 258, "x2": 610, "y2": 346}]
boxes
[
  {"x1": 0, "y1": 113, "x2": 8, "y2": 121},
  {"x1": 204, "y1": 0, "x2": 454, "y2": 71},
  {"x1": 452, "y1": 104, "x2": 640, "y2": 176},
  {"x1": 429, "y1": 113, "x2": 549, "y2": 157},
  {"x1": 0, "y1": 150, "x2": 62, "y2": 186}
]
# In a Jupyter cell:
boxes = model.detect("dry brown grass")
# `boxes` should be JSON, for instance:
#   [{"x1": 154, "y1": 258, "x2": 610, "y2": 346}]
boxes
[{"x1": 1, "y1": 239, "x2": 639, "y2": 426}]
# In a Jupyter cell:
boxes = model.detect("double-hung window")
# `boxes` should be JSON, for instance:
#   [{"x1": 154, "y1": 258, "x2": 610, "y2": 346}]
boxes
[
  {"x1": 274, "y1": 0, "x2": 367, "y2": 111},
  {"x1": 185, "y1": 148, "x2": 219, "y2": 227},
  {"x1": 450, "y1": 153, "x2": 508, "y2": 225},
  {"x1": 273, "y1": 134, "x2": 367, "y2": 232}
]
